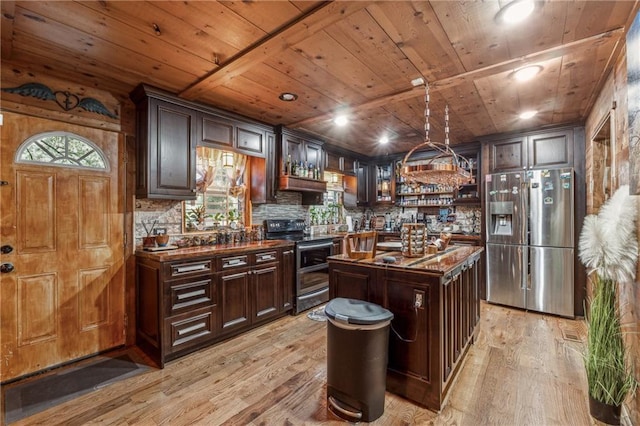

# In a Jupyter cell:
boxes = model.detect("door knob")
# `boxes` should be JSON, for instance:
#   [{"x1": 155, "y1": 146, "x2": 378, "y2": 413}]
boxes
[
  {"x1": 1, "y1": 263, "x2": 14, "y2": 273},
  {"x1": 1, "y1": 245, "x2": 13, "y2": 254}
]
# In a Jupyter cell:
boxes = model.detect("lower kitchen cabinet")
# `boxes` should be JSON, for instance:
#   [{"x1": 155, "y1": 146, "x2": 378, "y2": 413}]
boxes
[{"x1": 136, "y1": 245, "x2": 293, "y2": 367}]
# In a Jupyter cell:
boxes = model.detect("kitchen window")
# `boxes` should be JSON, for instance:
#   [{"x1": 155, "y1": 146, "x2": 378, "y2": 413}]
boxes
[{"x1": 183, "y1": 146, "x2": 247, "y2": 232}]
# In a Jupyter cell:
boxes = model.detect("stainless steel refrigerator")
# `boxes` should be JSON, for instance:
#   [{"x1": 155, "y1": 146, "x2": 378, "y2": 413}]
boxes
[{"x1": 485, "y1": 168, "x2": 574, "y2": 317}]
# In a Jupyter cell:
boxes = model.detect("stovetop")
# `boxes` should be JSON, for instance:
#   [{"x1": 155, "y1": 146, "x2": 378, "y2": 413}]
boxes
[{"x1": 264, "y1": 219, "x2": 335, "y2": 244}]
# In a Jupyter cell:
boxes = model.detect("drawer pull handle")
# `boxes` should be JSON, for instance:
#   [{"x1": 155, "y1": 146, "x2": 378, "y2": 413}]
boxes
[
  {"x1": 224, "y1": 259, "x2": 247, "y2": 267},
  {"x1": 258, "y1": 255, "x2": 276, "y2": 261},
  {"x1": 177, "y1": 289, "x2": 206, "y2": 300},
  {"x1": 175, "y1": 264, "x2": 208, "y2": 273},
  {"x1": 177, "y1": 322, "x2": 206, "y2": 335}
]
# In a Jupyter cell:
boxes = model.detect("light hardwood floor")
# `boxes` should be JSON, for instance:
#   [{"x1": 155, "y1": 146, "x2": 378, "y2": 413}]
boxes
[{"x1": 6, "y1": 302, "x2": 600, "y2": 425}]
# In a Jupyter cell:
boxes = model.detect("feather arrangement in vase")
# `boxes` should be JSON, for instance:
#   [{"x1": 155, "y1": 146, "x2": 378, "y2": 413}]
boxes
[{"x1": 578, "y1": 185, "x2": 638, "y2": 424}]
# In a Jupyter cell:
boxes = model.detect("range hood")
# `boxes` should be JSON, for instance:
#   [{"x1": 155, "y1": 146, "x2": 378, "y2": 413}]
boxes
[{"x1": 279, "y1": 175, "x2": 327, "y2": 193}]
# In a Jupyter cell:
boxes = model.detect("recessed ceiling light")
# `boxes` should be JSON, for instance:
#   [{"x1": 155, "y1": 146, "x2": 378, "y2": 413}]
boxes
[
  {"x1": 411, "y1": 77, "x2": 425, "y2": 87},
  {"x1": 334, "y1": 115, "x2": 348, "y2": 126},
  {"x1": 497, "y1": 0, "x2": 535, "y2": 24},
  {"x1": 379, "y1": 136, "x2": 389, "y2": 144},
  {"x1": 278, "y1": 92, "x2": 298, "y2": 102},
  {"x1": 513, "y1": 65, "x2": 543, "y2": 82},
  {"x1": 519, "y1": 110, "x2": 537, "y2": 119}
]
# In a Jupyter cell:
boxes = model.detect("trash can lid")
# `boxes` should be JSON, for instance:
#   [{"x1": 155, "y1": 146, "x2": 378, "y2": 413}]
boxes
[{"x1": 325, "y1": 298, "x2": 394, "y2": 325}]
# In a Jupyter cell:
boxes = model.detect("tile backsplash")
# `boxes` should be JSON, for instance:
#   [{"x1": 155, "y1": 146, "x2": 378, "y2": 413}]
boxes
[{"x1": 134, "y1": 191, "x2": 481, "y2": 246}]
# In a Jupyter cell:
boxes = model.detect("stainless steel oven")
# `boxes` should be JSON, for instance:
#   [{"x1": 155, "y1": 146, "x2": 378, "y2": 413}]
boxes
[
  {"x1": 264, "y1": 219, "x2": 335, "y2": 314},
  {"x1": 296, "y1": 238, "x2": 334, "y2": 314}
]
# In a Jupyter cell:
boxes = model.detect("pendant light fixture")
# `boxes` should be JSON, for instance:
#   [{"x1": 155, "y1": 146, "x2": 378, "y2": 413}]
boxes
[{"x1": 222, "y1": 152, "x2": 234, "y2": 168}]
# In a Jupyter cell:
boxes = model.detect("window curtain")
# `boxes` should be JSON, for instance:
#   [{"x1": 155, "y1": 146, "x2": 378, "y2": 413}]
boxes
[
  {"x1": 196, "y1": 147, "x2": 222, "y2": 193},
  {"x1": 227, "y1": 152, "x2": 247, "y2": 197}
]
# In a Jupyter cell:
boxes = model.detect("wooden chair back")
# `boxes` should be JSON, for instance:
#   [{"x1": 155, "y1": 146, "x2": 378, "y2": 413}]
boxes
[{"x1": 344, "y1": 231, "x2": 378, "y2": 259}]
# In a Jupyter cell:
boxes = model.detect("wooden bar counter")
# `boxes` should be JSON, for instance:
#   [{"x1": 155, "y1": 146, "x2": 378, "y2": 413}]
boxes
[{"x1": 328, "y1": 245, "x2": 484, "y2": 412}]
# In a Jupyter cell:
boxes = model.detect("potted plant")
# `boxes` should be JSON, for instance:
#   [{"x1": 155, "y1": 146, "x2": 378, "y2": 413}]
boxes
[{"x1": 578, "y1": 185, "x2": 638, "y2": 425}]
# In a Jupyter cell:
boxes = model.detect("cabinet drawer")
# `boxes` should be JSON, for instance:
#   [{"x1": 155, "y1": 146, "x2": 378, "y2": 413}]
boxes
[
  {"x1": 167, "y1": 259, "x2": 213, "y2": 278},
  {"x1": 165, "y1": 278, "x2": 216, "y2": 316},
  {"x1": 165, "y1": 307, "x2": 216, "y2": 355},
  {"x1": 254, "y1": 250, "x2": 278, "y2": 264},
  {"x1": 218, "y1": 254, "x2": 249, "y2": 270}
]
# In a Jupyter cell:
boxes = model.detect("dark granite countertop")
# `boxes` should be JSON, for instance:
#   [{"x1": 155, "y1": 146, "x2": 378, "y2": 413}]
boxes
[
  {"x1": 328, "y1": 245, "x2": 483, "y2": 276},
  {"x1": 135, "y1": 240, "x2": 294, "y2": 261}
]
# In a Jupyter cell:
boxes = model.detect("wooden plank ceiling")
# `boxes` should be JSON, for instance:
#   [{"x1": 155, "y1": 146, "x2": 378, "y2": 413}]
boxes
[{"x1": 1, "y1": 1, "x2": 638, "y2": 156}]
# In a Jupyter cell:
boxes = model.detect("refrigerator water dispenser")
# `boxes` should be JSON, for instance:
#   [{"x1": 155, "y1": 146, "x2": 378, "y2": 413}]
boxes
[{"x1": 489, "y1": 201, "x2": 514, "y2": 236}]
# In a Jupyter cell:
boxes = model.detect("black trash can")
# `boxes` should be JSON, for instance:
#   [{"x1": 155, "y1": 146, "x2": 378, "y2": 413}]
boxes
[{"x1": 325, "y1": 297, "x2": 394, "y2": 422}]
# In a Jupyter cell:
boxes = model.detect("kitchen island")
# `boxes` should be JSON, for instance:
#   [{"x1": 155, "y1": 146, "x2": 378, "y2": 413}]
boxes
[{"x1": 328, "y1": 245, "x2": 483, "y2": 412}]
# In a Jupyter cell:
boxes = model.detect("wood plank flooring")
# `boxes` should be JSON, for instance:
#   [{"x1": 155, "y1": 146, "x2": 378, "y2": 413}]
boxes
[{"x1": 4, "y1": 302, "x2": 603, "y2": 425}]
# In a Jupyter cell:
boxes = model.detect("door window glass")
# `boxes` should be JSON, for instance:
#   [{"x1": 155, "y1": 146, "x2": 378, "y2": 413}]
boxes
[{"x1": 15, "y1": 131, "x2": 108, "y2": 170}]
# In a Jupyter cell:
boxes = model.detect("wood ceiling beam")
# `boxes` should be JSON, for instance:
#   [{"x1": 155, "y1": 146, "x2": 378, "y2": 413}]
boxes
[
  {"x1": 179, "y1": 1, "x2": 370, "y2": 100},
  {"x1": 288, "y1": 27, "x2": 625, "y2": 128},
  {"x1": 1, "y1": 1, "x2": 15, "y2": 59}
]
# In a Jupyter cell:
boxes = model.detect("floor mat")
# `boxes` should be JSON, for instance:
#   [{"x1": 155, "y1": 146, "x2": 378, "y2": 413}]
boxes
[
  {"x1": 3, "y1": 351, "x2": 149, "y2": 424},
  {"x1": 307, "y1": 305, "x2": 327, "y2": 322}
]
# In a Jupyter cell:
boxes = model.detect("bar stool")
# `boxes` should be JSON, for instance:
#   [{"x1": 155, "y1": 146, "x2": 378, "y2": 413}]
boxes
[{"x1": 344, "y1": 231, "x2": 378, "y2": 259}]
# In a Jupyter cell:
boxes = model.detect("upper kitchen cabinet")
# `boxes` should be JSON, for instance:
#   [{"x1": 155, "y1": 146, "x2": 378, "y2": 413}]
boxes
[
  {"x1": 131, "y1": 84, "x2": 197, "y2": 200},
  {"x1": 355, "y1": 160, "x2": 370, "y2": 206},
  {"x1": 488, "y1": 127, "x2": 575, "y2": 173},
  {"x1": 276, "y1": 126, "x2": 327, "y2": 194},
  {"x1": 198, "y1": 111, "x2": 267, "y2": 158},
  {"x1": 277, "y1": 126, "x2": 324, "y2": 171},
  {"x1": 374, "y1": 161, "x2": 396, "y2": 205},
  {"x1": 324, "y1": 148, "x2": 357, "y2": 176},
  {"x1": 249, "y1": 130, "x2": 277, "y2": 204}
]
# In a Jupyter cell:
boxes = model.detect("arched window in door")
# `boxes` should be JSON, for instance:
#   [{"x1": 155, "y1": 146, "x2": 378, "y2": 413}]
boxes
[{"x1": 15, "y1": 131, "x2": 109, "y2": 170}]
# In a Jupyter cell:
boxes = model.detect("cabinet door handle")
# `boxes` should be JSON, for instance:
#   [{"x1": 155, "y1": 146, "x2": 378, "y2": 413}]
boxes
[
  {"x1": 175, "y1": 264, "x2": 208, "y2": 273},
  {"x1": 177, "y1": 289, "x2": 206, "y2": 300},
  {"x1": 177, "y1": 322, "x2": 206, "y2": 335}
]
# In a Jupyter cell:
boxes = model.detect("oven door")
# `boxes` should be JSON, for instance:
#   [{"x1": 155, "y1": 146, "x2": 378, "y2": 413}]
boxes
[{"x1": 296, "y1": 240, "x2": 334, "y2": 310}]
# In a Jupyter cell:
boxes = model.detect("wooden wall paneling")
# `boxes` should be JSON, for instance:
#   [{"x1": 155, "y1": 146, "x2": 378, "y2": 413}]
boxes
[
  {"x1": 1, "y1": 63, "x2": 121, "y2": 131},
  {"x1": 627, "y1": 14, "x2": 640, "y2": 194}
]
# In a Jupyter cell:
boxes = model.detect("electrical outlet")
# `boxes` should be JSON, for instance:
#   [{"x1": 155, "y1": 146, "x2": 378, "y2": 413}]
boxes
[
  {"x1": 155, "y1": 228, "x2": 167, "y2": 235},
  {"x1": 413, "y1": 290, "x2": 425, "y2": 308}
]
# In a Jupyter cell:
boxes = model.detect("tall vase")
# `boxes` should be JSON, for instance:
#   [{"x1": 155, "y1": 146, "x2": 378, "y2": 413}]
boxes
[{"x1": 589, "y1": 395, "x2": 621, "y2": 425}]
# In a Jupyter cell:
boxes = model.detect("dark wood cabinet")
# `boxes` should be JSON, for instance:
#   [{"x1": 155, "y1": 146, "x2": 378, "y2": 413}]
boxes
[
  {"x1": 277, "y1": 126, "x2": 325, "y2": 174},
  {"x1": 328, "y1": 249, "x2": 482, "y2": 412},
  {"x1": 218, "y1": 250, "x2": 281, "y2": 334},
  {"x1": 218, "y1": 254, "x2": 252, "y2": 335},
  {"x1": 324, "y1": 148, "x2": 357, "y2": 175},
  {"x1": 199, "y1": 112, "x2": 234, "y2": 148},
  {"x1": 136, "y1": 256, "x2": 217, "y2": 367},
  {"x1": 488, "y1": 128, "x2": 574, "y2": 172},
  {"x1": 131, "y1": 84, "x2": 274, "y2": 200},
  {"x1": 131, "y1": 86, "x2": 198, "y2": 200},
  {"x1": 136, "y1": 245, "x2": 293, "y2": 367},
  {"x1": 489, "y1": 136, "x2": 526, "y2": 172},
  {"x1": 250, "y1": 130, "x2": 277, "y2": 204},
  {"x1": 374, "y1": 161, "x2": 395, "y2": 204},
  {"x1": 280, "y1": 249, "x2": 295, "y2": 312},
  {"x1": 324, "y1": 150, "x2": 342, "y2": 172},
  {"x1": 343, "y1": 174, "x2": 358, "y2": 208},
  {"x1": 355, "y1": 160, "x2": 370, "y2": 206}
]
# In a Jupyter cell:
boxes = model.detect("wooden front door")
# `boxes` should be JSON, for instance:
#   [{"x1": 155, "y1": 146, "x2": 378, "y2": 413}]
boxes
[{"x1": 0, "y1": 112, "x2": 125, "y2": 382}]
